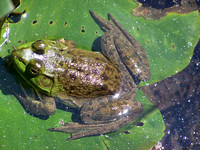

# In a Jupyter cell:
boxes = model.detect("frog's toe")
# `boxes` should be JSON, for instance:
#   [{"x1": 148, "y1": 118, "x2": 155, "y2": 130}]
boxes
[
  {"x1": 47, "y1": 128, "x2": 55, "y2": 132},
  {"x1": 48, "y1": 123, "x2": 105, "y2": 140}
]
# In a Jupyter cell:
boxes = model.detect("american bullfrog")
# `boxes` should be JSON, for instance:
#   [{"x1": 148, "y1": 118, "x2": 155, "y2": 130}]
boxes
[{"x1": 10, "y1": 10, "x2": 150, "y2": 140}]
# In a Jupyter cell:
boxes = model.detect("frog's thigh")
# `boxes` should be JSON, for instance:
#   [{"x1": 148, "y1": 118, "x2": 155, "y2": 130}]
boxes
[{"x1": 80, "y1": 98, "x2": 143, "y2": 124}]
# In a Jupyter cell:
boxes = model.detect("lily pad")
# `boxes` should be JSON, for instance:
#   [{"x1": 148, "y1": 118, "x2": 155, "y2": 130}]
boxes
[{"x1": 0, "y1": 0, "x2": 199, "y2": 149}]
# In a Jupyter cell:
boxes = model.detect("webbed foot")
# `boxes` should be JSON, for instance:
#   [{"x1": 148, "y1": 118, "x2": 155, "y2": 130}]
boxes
[{"x1": 48, "y1": 117, "x2": 135, "y2": 141}]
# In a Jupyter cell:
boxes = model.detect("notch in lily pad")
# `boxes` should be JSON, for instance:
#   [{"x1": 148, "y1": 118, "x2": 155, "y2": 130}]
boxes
[{"x1": 7, "y1": 10, "x2": 26, "y2": 23}]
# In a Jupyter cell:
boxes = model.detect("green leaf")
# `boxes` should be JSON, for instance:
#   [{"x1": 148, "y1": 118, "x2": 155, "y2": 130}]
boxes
[
  {"x1": 1, "y1": 0, "x2": 199, "y2": 149},
  {"x1": 0, "y1": 0, "x2": 14, "y2": 18}
]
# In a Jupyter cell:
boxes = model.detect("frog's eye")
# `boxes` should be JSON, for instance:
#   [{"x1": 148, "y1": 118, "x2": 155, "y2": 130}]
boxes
[
  {"x1": 25, "y1": 59, "x2": 44, "y2": 77},
  {"x1": 32, "y1": 40, "x2": 46, "y2": 54}
]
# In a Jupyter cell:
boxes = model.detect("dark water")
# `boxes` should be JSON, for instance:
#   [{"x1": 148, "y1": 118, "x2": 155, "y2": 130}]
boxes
[
  {"x1": 138, "y1": 1, "x2": 200, "y2": 149},
  {"x1": 141, "y1": 30, "x2": 200, "y2": 150}
]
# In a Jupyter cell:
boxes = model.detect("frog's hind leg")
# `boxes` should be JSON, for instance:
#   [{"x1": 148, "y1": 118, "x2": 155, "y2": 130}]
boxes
[
  {"x1": 48, "y1": 98, "x2": 143, "y2": 140},
  {"x1": 48, "y1": 117, "x2": 132, "y2": 141},
  {"x1": 107, "y1": 13, "x2": 138, "y2": 47},
  {"x1": 108, "y1": 13, "x2": 150, "y2": 81},
  {"x1": 91, "y1": 10, "x2": 150, "y2": 81}
]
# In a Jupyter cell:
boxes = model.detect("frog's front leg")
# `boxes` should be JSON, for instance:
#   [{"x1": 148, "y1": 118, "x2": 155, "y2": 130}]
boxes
[
  {"x1": 48, "y1": 97, "x2": 143, "y2": 140},
  {"x1": 16, "y1": 86, "x2": 56, "y2": 116}
]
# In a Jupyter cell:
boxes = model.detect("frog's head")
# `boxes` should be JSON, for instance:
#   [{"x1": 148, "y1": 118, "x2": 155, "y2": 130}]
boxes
[{"x1": 10, "y1": 40, "x2": 55, "y2": 95}]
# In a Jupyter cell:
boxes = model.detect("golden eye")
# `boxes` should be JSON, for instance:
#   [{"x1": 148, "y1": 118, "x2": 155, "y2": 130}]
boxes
[
  {"x1": 30, "y1": 66, "x2": 38, "y2": 75},
  {"x1": 32, "y1": 40, "x2": 46, "y2": 54},
  {"x1": 25, "y1": 59, "x2": 44, "y2": 77}
]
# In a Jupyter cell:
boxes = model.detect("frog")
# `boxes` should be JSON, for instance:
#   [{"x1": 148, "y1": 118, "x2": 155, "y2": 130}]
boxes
[{"x1": 9, "y1": 10, "x2": 150, "y2": 140}]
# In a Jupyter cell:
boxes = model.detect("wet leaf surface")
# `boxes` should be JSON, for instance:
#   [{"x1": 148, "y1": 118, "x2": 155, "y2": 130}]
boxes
[{"x1": 0, "y1": 0, "x2": 199, "y2": 149}]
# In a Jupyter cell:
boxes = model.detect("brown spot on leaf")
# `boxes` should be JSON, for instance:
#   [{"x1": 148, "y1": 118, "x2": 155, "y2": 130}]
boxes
[
  {"x1": 81, "y1": 29, "x2": 85, "y2": 33},
  {"x1": 32, "y1": 20, "x2": 37, "y2": 24},
  {"x1": 81, "y1": 26, "x2": 86, "y2": 33},
  {"x1": 18, "y1": 40, "x2": 23, "y2": 43},
  {"x1": 64, "y1": 21, "x2": 68, "y2": 27},
  {"x1": 49, "y1": 20, "x2": 54, "y2": 25},
  {"x1": 171, "y1": 44, "x2": 175, "y2": 50}
]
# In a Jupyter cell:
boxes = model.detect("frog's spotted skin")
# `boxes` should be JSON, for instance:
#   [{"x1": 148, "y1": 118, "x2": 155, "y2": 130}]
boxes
[
  {"x1": 11, "y1": 40, "x2": 121, "y2": 100},
  {"x1": 10, "y1": 10, "x2": 150, "y2": 140}
]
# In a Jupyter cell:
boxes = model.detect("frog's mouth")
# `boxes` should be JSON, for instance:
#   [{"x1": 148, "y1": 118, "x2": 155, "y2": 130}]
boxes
[{"x1": 28, "y1": 74, "x2": 54, "y2": 96}]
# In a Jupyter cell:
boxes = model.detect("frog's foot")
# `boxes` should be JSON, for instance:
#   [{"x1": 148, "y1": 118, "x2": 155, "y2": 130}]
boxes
[
  {"x1": 48, "y1": 123, "x2": 105, "y2": 141},
  {"x1": 48, "y1": 117, "x2": 133, "y2": 141}
]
